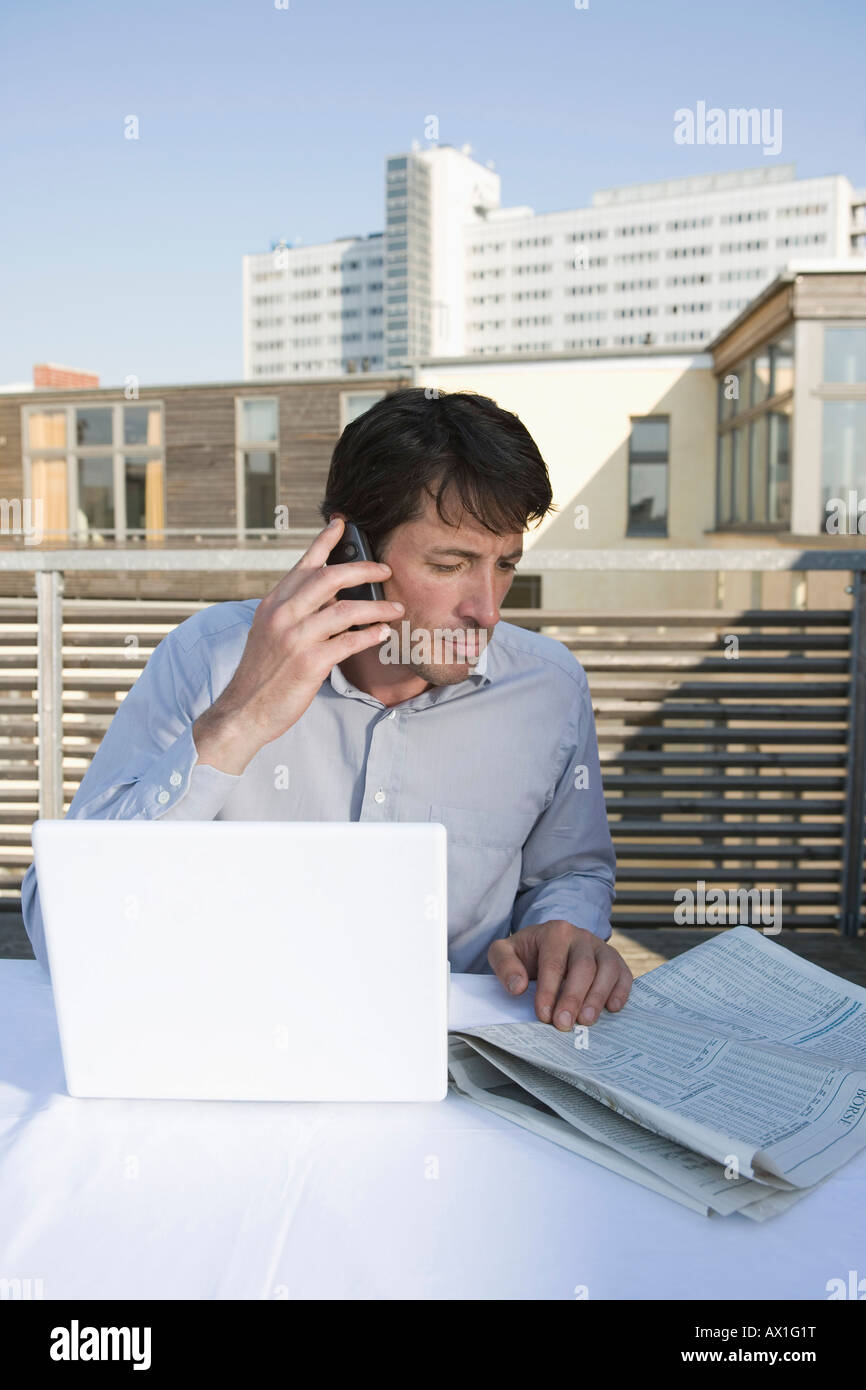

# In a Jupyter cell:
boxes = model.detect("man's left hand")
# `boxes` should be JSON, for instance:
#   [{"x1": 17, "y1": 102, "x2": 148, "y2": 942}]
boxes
[{"x1": 488, "y1": 920, "x2": 633, "y2": 1030}]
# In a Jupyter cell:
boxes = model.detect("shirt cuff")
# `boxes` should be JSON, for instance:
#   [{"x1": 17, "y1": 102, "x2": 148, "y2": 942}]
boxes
[
  {"x1": 511, "y1": 886, "x2": 613, "y2": 942},
  {"x1": 143, "y1": 724, "x2": 242, "y2": 821}
]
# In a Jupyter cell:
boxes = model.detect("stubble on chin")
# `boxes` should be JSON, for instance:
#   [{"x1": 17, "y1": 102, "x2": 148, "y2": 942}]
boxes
[{"x1": 410, "y1": 659, "x2": 477, "y2": 687}]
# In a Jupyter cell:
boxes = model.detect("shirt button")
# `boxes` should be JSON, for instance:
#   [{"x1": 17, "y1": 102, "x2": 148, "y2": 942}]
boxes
[
  {"x1": 374, "y1": 789, "x2": 386, "y2": 804},
  {"x1": 169, "y1": 771, "x2": 182, "y2": 787},
  {"x1": 157, "y1": 789, "x2": 170, "y2": 805},
  {"x1": 387, "y1": 710, "x2": 396, "y2": 720}
]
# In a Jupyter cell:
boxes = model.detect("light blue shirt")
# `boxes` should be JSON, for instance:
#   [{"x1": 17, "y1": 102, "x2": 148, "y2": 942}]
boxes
[{"x1": 22, "y1": 601, "x2": 616, "y2": 975}]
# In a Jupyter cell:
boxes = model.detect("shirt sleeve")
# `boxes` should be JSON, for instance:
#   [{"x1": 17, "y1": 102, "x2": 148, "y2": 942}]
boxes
[
  {"x1": 509, "y1": 666, "x2": 616, "y2": 942},
  {"x1": 21, "y1": 622, "x2": 241, "y2": 974}
]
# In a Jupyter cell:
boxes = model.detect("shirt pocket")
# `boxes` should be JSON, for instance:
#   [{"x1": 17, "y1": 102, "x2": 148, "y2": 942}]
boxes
[{"x1": 428, "y1": 802, "x2": 528, "y2": 853}]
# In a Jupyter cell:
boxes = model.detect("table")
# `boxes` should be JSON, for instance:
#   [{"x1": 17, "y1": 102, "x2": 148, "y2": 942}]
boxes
[{"x1": 1, "y1": 961, "x2": 863, "y2": 1300}]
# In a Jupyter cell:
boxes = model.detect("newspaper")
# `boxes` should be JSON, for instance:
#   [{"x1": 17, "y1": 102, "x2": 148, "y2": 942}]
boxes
[
  {"x1": 447, "y1": 1038, "x2": 818, "y2": 1220},
  {"x1": 449, "y1": 926, "x2": 866, "y2": 1218}
]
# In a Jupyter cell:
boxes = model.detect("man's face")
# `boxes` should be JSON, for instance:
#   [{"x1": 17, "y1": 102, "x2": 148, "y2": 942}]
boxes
[{"x1": 375, "y1": 488, "x2": 524, "y2": 686}]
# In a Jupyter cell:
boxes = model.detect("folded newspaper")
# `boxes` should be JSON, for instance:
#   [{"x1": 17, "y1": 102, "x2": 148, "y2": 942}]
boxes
[{"x1": 448, "y1": 926, "x2": 866, "y2": 1220}]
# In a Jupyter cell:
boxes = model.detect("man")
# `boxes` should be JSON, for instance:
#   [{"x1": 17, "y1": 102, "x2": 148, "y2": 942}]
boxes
[{"x1": 22, "y1": 387, "x2": 632, "y2": 1029}]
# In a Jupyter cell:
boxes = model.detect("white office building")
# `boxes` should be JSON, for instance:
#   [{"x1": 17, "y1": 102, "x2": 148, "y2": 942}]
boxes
[
  {"x1": 243, "y1": 143, "x2": 499, "y2": 381},
  {"x1": 243, "y1": 149, "x2": 866, "y2": 380},
  {"x1": 242, "y1": 230, "x2": 387, "y2": 381}
]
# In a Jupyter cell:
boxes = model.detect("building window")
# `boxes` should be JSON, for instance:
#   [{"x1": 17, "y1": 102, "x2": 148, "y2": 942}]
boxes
[
  {"x1": 717, "y1": 431, "x2": 734, "y2": 525},
  {"x1": 627, "y1": 418, "x2": 669, "y2": 537},
  {"x1": 824, "y1": 328, "x2": 866, "y2": 384},
  {"x1": 125, "y1": 458, "x2": 160, "y2": 531},
  {"x1": 76, "y1": 407, "x2": 113, "y2": 446},
  {"x1": 339, "y1": 391, "x2": 386, "y2": 432},
  {"x1": 239, "y1": 397, "x2": 277, "y2": 444},
  {"x1": 715, "y1": 332, "x2": 793, "y2": 528},
  {"x1": 768, "y1": 409, "x2": 791, "y2": 525},
  {"x1": 821, "y1": 401, "x2": 866, "y2": 518},
  {"x1": 236, "y1": 397, "x2": 278, "y2": 534},
  {"x1": 748, "y1": 415, "x2": 770, "y2": 523},
  {"x1": 816, "y1": 325, "x2": 866, "y2": 526},
  {"x1": 124, "y1": 404, "x2": 162, "y2": 446},
  {"x1": 245, "y1": 451, "x2": 277, "y2": 529},
  {"x1": 23, "y1": 401, "x2": 165, "y2": 541},
  {"x1": 751, "y1": 347, "x2": 773, "y2": 405},
  {"x1": 502, "y1": 574, "x2": 542, "y2": 609},
  {"x1": 772, "y1": 333, "x2": 794, "y2": 395},
  {"x1": 78, "y1": 456, "x2": 114, "y2": 532}
]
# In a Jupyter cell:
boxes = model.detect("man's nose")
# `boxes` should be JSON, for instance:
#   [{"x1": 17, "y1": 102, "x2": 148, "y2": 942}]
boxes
[{"x1": 458, "y1": 572, "x2": 501, "y2": 628}]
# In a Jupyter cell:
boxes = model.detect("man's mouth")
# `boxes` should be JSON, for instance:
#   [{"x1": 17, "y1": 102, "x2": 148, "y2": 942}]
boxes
[{"x1": 452, "y1": 631, "x2": 485, "y2": 655}]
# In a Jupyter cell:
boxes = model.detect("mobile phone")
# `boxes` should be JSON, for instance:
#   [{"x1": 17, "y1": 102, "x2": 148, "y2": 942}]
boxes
[{"x1": 325, "y1": 520, "x2": 386, "y2": 630}]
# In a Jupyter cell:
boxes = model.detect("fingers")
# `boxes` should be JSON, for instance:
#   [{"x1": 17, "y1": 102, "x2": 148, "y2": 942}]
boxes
[
  {"x1": 266, "y1": 518, "x2": 391, "y2": 610},
  {"x1": 488, "y1": 936, "x2": 531, "y2": 996},
  {"x1": 552, "y1": 945, "x2": 627, "y2": 1031},
  {"x1": 303, "y1": 596, "x2": 404, "y2": 642},
  {"x1": 293, "y1": 555, "x2": 394, "y2": 618},
  {"x1": 270, "y1": 519, "x2": 346, "y2": 606},
  {"x1": 267, "y1": 556, "x2": 392, "y2": 620},
  {"x1": 534, "y1": 922, "x2": 582, "y2": 1024},
  {"x1": 294, "y1": 516, "x2": 346, "y2": 573},
  {"x1": 325, "y1": 621, "x2": 397, "y2": 661},
  {"x1": 605, "y1": 964, "x2": 633, "y2": 1015},
  {"x1": 501, "y1": 922, "x2": 634, "y2": 1031}
]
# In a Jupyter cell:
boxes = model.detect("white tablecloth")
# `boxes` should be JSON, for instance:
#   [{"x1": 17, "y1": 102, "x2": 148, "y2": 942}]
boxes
[{"x1": 0, "y1": 960, "x2": 863, "y2": 1300}]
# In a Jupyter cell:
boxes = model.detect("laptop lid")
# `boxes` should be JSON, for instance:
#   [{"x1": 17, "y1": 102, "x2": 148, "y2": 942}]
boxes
[{"x1": 32, "y1": 819, "x2": 448, "y2": 1103}]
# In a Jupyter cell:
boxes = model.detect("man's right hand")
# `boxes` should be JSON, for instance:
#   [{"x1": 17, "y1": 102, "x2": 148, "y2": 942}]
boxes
[{"x1": 192, "y1": 517, "x2": 402, "y2": 775}]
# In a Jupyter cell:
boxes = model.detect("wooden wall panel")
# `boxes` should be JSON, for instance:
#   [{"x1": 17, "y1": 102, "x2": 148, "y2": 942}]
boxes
[{"x1": 0, "y1": 376, "x2": 410, "y2": 597}]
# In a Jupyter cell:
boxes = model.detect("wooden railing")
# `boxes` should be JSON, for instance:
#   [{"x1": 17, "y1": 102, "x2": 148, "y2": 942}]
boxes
[
  {"x1": 0, "y1": 548, "x2": 864, "y2": 935},
  {"x1": 508, "y1": 605, "x2": 864, "y2": 934}
]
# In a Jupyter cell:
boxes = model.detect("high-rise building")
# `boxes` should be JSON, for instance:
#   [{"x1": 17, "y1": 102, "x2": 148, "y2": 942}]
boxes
[
  {"x1": 242, "y1": 149, "x2": 866, "y2": 379},
  {"x1": 387, "y1": 144, "x2": 500, "y2": 365},
  {"x1": 242, "y1": 143, "x2": 499, "y2": 380}
]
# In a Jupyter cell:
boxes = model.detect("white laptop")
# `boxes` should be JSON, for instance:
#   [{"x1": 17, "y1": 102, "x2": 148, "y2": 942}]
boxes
[{"x1": 31, "y1": 819, "x2": 449, "y2": 1103}]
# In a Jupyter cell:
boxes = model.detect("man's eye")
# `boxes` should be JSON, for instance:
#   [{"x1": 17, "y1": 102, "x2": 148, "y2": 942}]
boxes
[{"x1": 431, "y1": 562, "x2": 519, "y2": 573}]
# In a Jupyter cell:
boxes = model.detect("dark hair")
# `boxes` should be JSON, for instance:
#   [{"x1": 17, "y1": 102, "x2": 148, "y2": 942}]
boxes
[{"x1": 320, "y1": 387, "x2": 555, "y2": 558}]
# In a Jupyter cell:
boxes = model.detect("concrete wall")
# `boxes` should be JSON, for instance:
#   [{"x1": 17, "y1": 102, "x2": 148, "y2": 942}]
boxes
[{"x1": 416, "y1": 356, "x2": 720, "y2": 611}]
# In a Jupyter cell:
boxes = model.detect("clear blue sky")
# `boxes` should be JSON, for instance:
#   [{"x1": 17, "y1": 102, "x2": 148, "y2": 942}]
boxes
[{"x1": 1, "y1": 0, "x2": 863, "y2": 386}]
